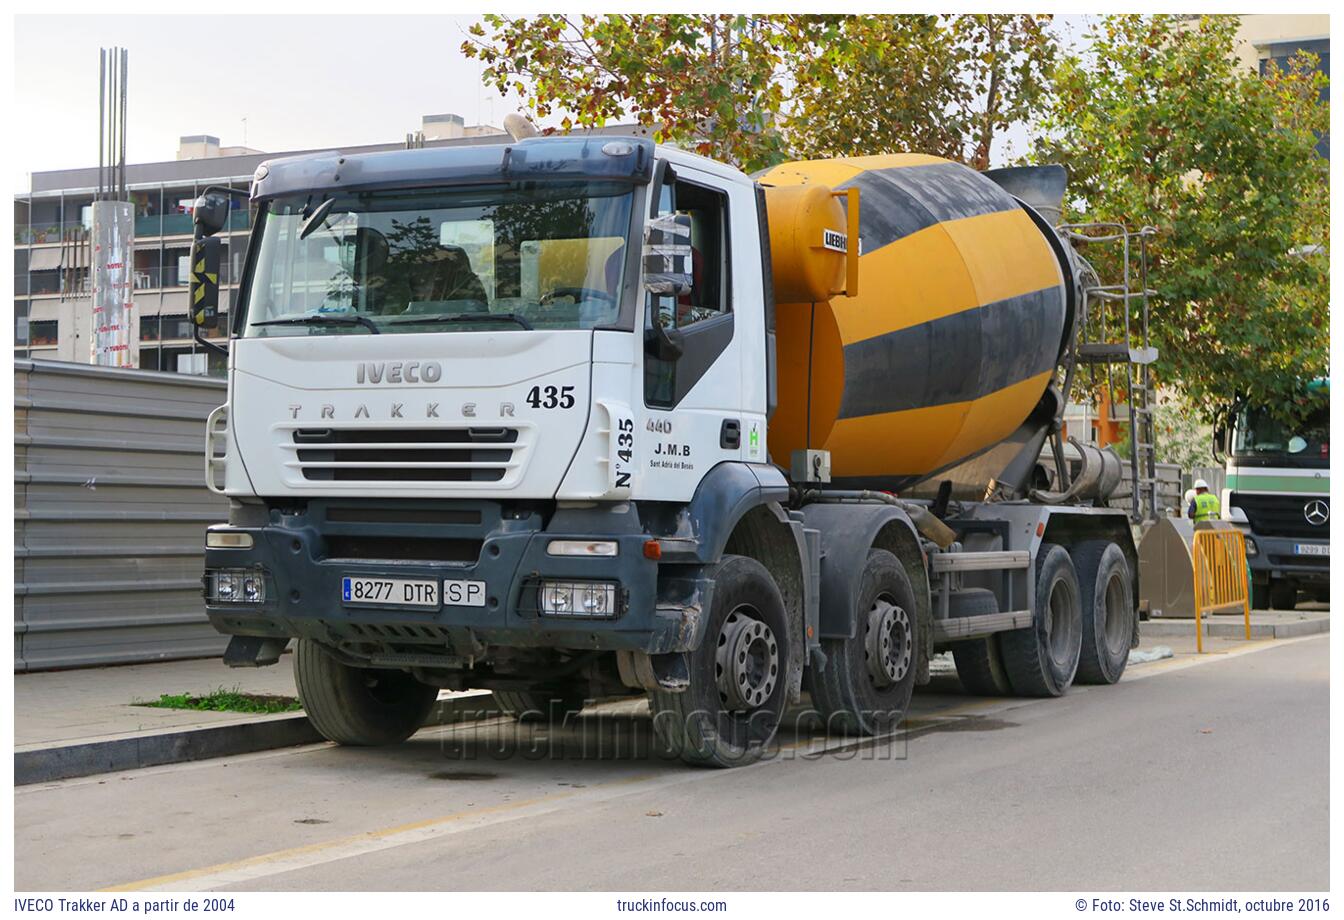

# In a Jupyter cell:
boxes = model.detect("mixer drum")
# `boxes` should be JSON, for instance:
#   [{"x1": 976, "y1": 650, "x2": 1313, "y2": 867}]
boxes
[{"x1": 759, "y1": 154, "x2": 1069, "y2": 489}]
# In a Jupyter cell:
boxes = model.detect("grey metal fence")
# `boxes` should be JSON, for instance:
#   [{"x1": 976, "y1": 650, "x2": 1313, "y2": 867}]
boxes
[{"x1": 15, "y1": 359, "x2": 228, "y2": 671}]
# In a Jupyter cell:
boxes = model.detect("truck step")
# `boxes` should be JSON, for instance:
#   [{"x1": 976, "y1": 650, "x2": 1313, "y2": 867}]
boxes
[
  {"x1": 929, "y1": 550, "x2": 1030, "y2": 574},
  {"x1": 934, "y1": 610, "x2": 1032, "y2": 642}
]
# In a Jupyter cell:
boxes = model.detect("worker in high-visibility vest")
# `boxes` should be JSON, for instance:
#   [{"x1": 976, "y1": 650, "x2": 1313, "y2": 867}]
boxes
[{"x1": 1188, "y1": 478, "x2": 1222, "y2": 522}]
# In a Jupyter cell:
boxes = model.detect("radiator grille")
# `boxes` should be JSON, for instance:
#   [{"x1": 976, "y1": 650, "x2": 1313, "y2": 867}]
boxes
[
  {"x1": 282, "y1": 426, "x2": 523, "y2": 485},
  {"x1": 1231, "y1": 492, "x2": 1330, "y2": 540}
]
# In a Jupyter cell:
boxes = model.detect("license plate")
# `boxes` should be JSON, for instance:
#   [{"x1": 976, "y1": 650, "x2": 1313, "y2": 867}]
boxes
[
  {"x1": 342, "y1": 576, "x2": 439, "y2": 607},
  {"x1": 442, "y1": 579, "x2": 487, "y2": 608},
  {"x1": 1295, "y1": 544, "x2": 1329, "y2": 557}
]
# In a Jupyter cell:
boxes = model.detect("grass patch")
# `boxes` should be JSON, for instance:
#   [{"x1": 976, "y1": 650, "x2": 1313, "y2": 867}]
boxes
[{"x1": 134, "y1": 686, "x2": 302, "y2": 714}]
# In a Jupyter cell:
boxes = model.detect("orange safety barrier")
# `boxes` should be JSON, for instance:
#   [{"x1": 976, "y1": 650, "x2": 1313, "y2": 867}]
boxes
[{"x1": 1191, "y1": 530, "x2": 1252, "y2": 653}]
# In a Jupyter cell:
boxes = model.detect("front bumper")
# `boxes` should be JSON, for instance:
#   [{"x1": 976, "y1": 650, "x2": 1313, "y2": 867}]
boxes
[
  {"x1": 203, "y1": 500, "x2": 710, "y2": 657},
  {"x1": 1244, "y1": 532, "x2": 1330, "y2": 587}
]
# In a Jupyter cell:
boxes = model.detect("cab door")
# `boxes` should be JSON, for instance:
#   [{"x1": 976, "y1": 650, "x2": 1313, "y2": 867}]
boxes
[{"x1": 636, "y1": 164, "x2": 766, "y2": 502}]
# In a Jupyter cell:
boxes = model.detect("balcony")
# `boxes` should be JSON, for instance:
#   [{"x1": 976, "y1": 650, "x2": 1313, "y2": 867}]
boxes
[{"x1": 17, "y1": 210, "x2": 250, "y2": 245}]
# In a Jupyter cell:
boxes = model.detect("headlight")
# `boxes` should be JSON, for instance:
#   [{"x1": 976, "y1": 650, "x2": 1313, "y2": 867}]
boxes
[
  {"x1": 207, "y1": 529, "x2": 254, "y2": 549},
  {"x1": 546, "y1": 539, "x2": 619, "y2": 557},
  {"x1": 207, "y1": 568, "x2": 267, "y2": 604},
  {"x1": 538, "y1": 580, "x2": 619, "y2": 618},
  {"x1": 1244, "y1": 538, "x2": 1258, "y2": 557}
]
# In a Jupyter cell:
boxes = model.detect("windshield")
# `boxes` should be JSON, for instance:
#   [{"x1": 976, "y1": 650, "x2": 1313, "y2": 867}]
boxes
[
  {"x1": 1232, "y1": 405, "x2": 1329, "y2": 463},
  {"x1": 242, "y1": 181, "x2": 633, "y2": 337}
]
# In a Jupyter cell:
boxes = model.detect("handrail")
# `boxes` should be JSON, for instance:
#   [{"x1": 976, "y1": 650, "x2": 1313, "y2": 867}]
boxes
[{"x1": 1191, "y1": 530, "x2": 1252, "y2": 653}]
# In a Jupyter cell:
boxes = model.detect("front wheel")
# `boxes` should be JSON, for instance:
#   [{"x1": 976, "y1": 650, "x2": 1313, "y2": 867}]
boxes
[
  {"x1": 294, "y1": 639, "x2": 439, "y2": 746},
  {"x1": 809, "y1": 549, "x2": 919, "y2": 735},
  {"x1": 1269, "y1": 580, "x2": 1298, "y2": 611},
  {"x1": 649, "y1": 555, "x2": 790, "y2": 768}
]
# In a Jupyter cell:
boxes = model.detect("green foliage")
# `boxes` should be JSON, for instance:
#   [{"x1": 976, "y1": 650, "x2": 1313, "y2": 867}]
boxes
[
  {"x1": 1037, "y1": 15, "x2": 1329, "y2": 426},
  {"x1": 463, "y1": 15, "x2": 1057, "y2": 173},
  {"x1": 1153, "y1": 389, "x2": 1216, "y2": 471},
  {"x1": 137, "y1": 687, "x2": 303, "y2": 714},
  {"x1": 463, "y1": 15, "x2": 811, "y2": 172},
  {"x1": 786, "y1": 15, "x2": 1055, "y2": 168}
]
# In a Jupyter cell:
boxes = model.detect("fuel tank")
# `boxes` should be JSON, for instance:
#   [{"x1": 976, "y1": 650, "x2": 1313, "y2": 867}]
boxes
[{"x1": 759, "y1": 153, "x2": 1071, "y2": 489}]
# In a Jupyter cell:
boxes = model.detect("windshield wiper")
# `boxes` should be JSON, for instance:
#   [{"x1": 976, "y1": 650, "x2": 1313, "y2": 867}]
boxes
[
  {"x1": 251, "y1": 314, "x2": 381, "y2": 334},
  {"x1": 385, "y1": 312, "x2": 534, "y2": 330}
]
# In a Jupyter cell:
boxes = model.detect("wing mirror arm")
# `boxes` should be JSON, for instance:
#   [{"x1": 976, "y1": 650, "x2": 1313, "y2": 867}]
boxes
[{"x1": 646, "y1": 322, "x2": 684, "y2": 361}]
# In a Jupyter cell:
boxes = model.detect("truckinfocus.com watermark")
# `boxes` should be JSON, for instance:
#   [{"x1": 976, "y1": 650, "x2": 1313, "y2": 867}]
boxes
[
  {"x1": 616, "y1": 897, "x2": 729, "y2": 912},
  {"x1": 432, "y1": 707, "x2": 918, "y2": 764}
]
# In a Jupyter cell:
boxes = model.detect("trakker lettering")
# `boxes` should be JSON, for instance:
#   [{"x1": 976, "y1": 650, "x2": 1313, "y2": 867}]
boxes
[{"x1": 287, "y1": 402, "x2": 515, "y2": 419}]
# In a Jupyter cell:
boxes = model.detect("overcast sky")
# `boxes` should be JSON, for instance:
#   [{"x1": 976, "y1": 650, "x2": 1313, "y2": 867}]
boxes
[{"x1": 13, "y1": 14, "x2": 1089, "y2": 190}]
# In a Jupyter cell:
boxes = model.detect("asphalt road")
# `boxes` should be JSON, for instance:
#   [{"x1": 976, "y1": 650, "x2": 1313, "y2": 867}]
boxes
[{"x1": 14, "y1": 634, "x2": 1328, "y2": 892}]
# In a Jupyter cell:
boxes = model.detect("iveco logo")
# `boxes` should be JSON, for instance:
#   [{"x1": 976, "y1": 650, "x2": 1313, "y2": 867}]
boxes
[
  {"x1": 1304, "y1": 500, "x2": 1329, "y2": 526},
  {"x1": 356, "y1": 361, "x2": 442, "y2": 384}
]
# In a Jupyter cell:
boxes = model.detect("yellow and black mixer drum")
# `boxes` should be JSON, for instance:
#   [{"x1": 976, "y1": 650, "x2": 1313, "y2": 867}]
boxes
[{"x1": 759, "y1": 153, "x2": 1070, "y2": 488}]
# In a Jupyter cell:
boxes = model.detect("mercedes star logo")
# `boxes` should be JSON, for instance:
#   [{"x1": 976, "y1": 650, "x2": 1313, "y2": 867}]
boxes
[{"x1": 1303, "y1": 499, "x2": 1329, "y2": 526}]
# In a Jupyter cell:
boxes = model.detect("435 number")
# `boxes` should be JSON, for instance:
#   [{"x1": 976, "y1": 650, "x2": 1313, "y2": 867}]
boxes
[{"x1": 526, "y1": 385, "x2": 575, "y2": 409}]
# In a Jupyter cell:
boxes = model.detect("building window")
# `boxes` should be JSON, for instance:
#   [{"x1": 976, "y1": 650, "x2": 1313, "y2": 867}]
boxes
[
  {"x1": 160, "y1": 314, "x2": 194, "y2": 340},
  {"x1": 29, "y1": 320, "x2": 58, "y2": 346}
]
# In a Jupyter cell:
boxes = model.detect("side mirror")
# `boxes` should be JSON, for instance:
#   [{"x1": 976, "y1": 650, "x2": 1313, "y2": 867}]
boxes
[
  {"x1": 190, "y1": 236, "x2": 221, "y2": 328},
  {"x1": 642, "y1": 212, "x2": 693, "y2": 296},
  {"x1": 192, "y1": 192, "x2": 232, "y2": 238}
]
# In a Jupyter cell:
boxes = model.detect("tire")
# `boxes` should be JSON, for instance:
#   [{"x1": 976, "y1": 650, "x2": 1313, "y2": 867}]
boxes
[
  {"x1": 809, "y1": 549, "x2": 919, "y2": 736},
  {"x1": 1073, "y1": 541, "x2": 1135, "y2": 685},
  {"x1": 1269, "y1": 580, "x2": 1297, "y2": 611},
  {"x1": 494, "y1": 688, "x2": 589, "y2": 724},
  {"x1": 649, "y1": 555, "x2": 790, "y2": 768},
  {"x1": 999, "y1": 543, "x2": 1083, "y2": 697},
  {"x1": 1251, "y1": 578, "x2": 1271, "y2": 611},
  {"x1": 949, "y1": 589, "x2": 1013, "y2": 697},
  {"x1": 293, "y1": 639, "x2": 439, "y2": 746}
]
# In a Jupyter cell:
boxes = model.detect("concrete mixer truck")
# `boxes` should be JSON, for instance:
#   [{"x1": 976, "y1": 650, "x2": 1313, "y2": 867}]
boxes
[{"x1": 192, "y1": 133, "x2": 1143, "y2": 767}]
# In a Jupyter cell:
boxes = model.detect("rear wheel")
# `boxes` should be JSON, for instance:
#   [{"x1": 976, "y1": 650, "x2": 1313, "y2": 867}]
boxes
[
  {"x1": 294, "y1": 639, "x2": 439, "y2": 746},
  {"x1": 649, "y1": 555, "x2": 790, "y2": 768},
  {"x1": 950, "y1": 589, "x2": 1013, "y2": 696},
  {"x1": 1073, "y1": 541, "x2": 1135, "y2": 685},
  {"x1": 494, "y1": 688, "x2": 589, "y2": 724},
  {"x1": 999, "y1": 543, "x2": 1083, "y2": 697},
  {"x1": 809, "y1": 549, "x2": 919, "y2": 736}
]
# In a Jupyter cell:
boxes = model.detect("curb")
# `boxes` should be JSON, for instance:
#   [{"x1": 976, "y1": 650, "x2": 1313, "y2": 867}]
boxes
[
  {"x1": 1140, "y1": 615, "x2": 1329, "y2": 640},
  {"x1": 15, "y1": 692, "x2": 503, "y2": 786}
]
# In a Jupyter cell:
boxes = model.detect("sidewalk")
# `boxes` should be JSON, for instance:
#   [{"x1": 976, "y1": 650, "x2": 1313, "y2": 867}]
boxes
[
  {"x1": 14, "y1": 653, "x2": 497, "y2": 785},
  {"x1": 16, "y1": 655, "x2": 304, "y2": 750}
]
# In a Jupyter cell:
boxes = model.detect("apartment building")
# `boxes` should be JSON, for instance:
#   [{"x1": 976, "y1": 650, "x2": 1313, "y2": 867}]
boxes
[{"x1": 12, "y1": 114, "x2": 524, "y2": 375}]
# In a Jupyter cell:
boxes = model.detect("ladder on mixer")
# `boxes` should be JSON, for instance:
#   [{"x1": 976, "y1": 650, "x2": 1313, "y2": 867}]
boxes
[{"x1": 1058, "y1": 223, "x2": 1161, "y2": 523}]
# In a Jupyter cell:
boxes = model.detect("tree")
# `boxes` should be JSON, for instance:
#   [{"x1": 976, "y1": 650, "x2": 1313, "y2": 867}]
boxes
[
  {"x1": 1036, "y1": 14, "x2": 1329, "y2": 426},
  {"x1": 463, "y1": 15, "x2": 1057, "y2": 172},
  {"x1": 462, "y1": 15, "x2": 815, "y2": 172}
]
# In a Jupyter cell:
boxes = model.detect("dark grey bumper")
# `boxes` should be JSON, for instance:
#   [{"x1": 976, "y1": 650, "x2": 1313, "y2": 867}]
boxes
[
  {"x1": 1245, "y1": 533, "x2": 1330, "y2": 586},
  {"x1": 203, "y1": 500, "x2": 710, "y2": 656}
]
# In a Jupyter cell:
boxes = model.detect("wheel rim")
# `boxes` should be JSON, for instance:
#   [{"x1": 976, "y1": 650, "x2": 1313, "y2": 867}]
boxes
[
  {"x1": 864, "y1": 596, "x2": 912, "y2": 688},
  {"x1": 1046, "y1": 576, "x2": 1079, "y2": 667},
  {"x1": 715, "y1": 606, "x2": 780, "y2": 711},
  {"x1": 1102, "y1": 571, "x2": 1129, "y2": 654}
]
